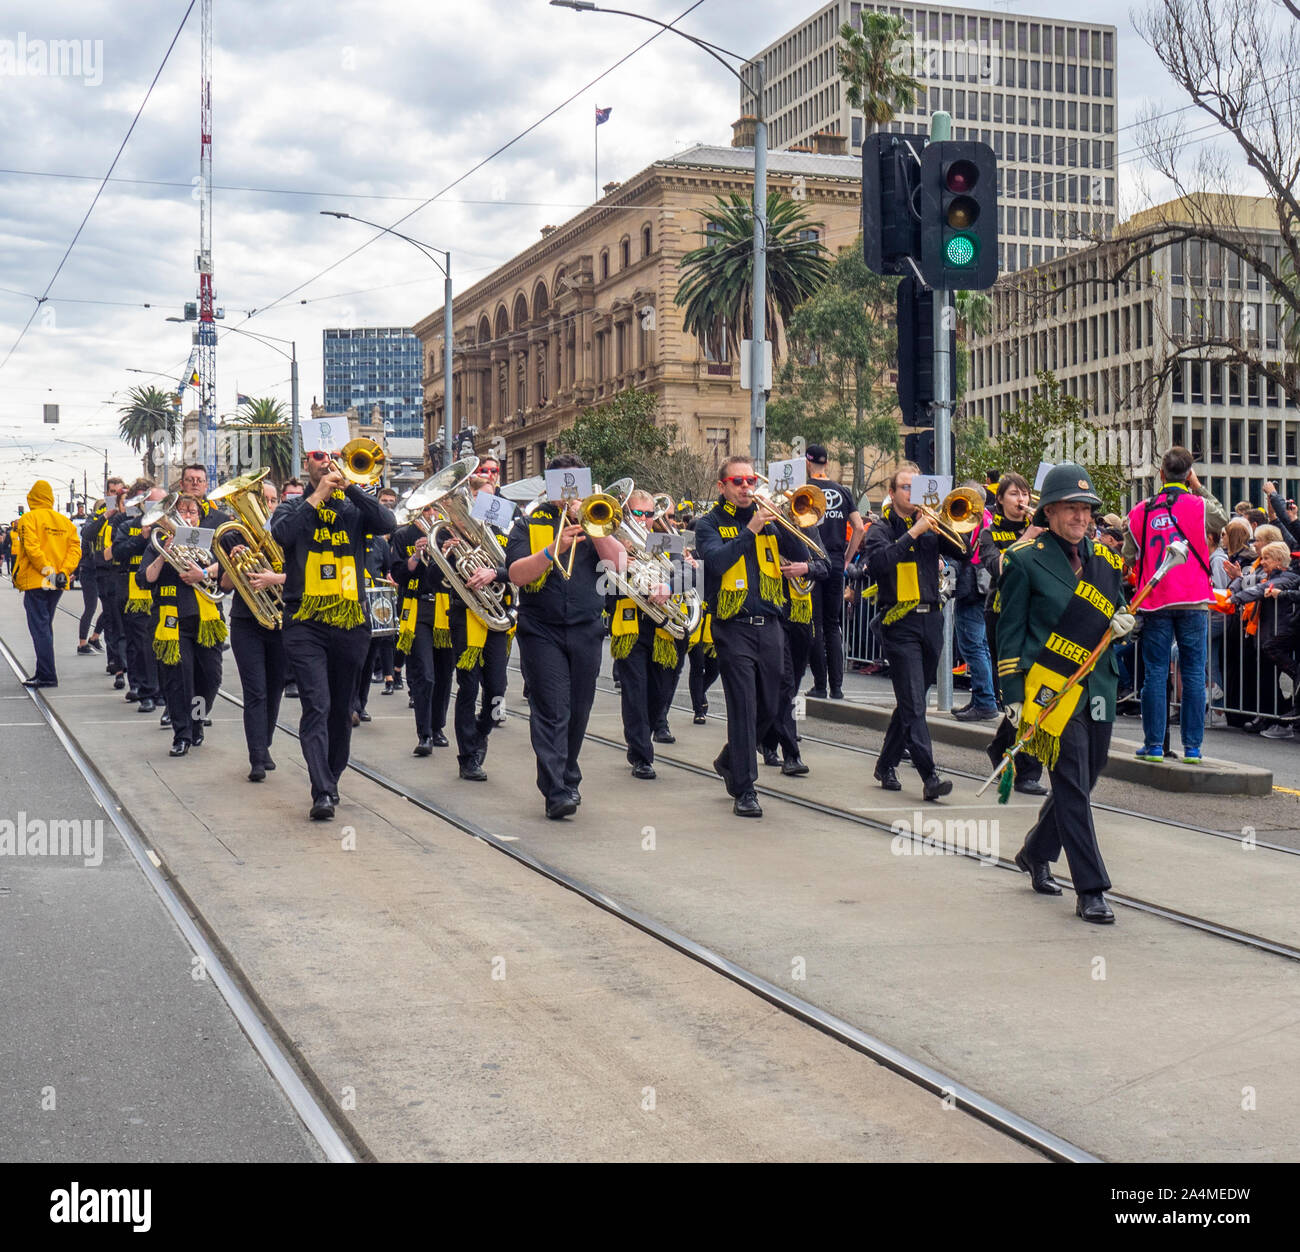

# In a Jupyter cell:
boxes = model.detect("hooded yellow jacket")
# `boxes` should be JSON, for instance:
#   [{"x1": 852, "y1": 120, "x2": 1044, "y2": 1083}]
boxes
[{"x1": 12, "y1": 481, "x2": 81, "y2": 591}]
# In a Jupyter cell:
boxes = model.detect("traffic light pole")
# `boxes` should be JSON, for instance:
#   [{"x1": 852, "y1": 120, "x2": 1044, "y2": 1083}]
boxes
[{"x1": 930, "y1": 111, "x2": 955, "y2": 713}]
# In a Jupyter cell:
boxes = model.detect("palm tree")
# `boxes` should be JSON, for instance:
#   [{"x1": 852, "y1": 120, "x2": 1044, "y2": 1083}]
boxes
[
  {"x1": 229, "y1": 396, "x2": 293, "y2": 484},
  {"x1": 117, "y1": 384, "x2": 180, "y2": 453},
  {"x1": 675, "y1": 191, "x2": 831, "y2": 364},
  {"x1": 838, "y1": 11, "x2": 922, "y2": 136}
]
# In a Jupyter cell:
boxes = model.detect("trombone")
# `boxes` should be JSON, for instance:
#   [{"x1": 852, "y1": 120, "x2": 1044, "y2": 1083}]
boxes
[
  {"x1": 329, "y1": 437, "x2": 385, "y2": 487},
  {"x1": 912, "y1": 485, "x2": 986, "y2": 548},
  {"x1": 752, "y1": 473, "x2": 828, "y2": 559}
]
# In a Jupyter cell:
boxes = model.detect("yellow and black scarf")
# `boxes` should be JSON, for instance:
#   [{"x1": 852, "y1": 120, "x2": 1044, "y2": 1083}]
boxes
[
  {"x1": 881, "y1": 505, "x2": 920, "y2": 625},
  {"x1": 1020, "y1": 545, "x2": 1116, "y2": 769},
  {"x1": 609, "y1": 597, "x2": 677, "y2": 667},
  {"x1": 689, "y1": 607, "x2": 715, "y2": 657},
  {"x1": 152, "y1": 581, "x2": 226, "y2": 665},
  {"x1": 295, "y1": 491, "x2": 363, "y2": 629},
  {"x1": 788, "y1": 581, "x2": 813, "y2": 624},
  {"x1": 715, "y1": 502, "x2": 784, "y2": 620},
  {"x1": 525, "y1": 504, "x2": 560, "y2": 592}
]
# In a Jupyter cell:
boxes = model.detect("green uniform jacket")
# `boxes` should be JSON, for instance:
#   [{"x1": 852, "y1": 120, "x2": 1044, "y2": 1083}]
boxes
[{"x1": 996, "y1": 532, "x2": 1126, "y2": 722}]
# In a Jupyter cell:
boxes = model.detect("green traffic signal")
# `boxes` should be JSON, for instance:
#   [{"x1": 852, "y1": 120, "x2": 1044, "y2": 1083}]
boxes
[{"x1": 945, "y1": 233, "x2": 977, "y2": 267}]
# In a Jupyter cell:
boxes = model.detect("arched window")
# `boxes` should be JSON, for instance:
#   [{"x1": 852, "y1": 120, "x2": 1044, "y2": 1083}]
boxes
[
  {"x1": 642, "y1": 223, "x2": 652, "y2": 257},
  {"x1": 600, "y1": 249, "x2": 610, "y2": 280},
  {"x1": 619, "y1": 237, "x2": 630, "y2": 269}
]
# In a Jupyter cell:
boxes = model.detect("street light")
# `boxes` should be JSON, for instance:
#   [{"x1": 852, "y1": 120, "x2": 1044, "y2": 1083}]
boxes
[
  {"x1": 168, "y1": 317, "x2": 300, "y2": 476},
  {"x1": 320, "y1": 211, "x2": 454, "y2": 471},
  {"x1": 550, "y1": 0, "x2": 770, "y2": 464}
]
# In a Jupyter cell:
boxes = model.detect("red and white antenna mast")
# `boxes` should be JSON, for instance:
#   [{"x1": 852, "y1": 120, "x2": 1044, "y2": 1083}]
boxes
[{"x1": 196, "y1": 0, "x2": 217, "y2": 479}]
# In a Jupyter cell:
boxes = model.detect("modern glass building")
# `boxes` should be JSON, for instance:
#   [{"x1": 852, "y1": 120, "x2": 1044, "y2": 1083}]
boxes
[{"x1": 322, "y1": 327, "x2": 423, "y2": 438}]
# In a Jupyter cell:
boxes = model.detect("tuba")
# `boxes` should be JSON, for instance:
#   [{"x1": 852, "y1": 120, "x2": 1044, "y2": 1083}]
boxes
[
  {"x1": 404, "y1": 458, "x2": 515, "y2": 632},
  {"x1": 208, "y1": 469, "x2": 284, "y2": 630},
  {"x1": 580, "y1": 478, "x2": 703, "y2": 640},
  {"x1": 330, "y1": 437, "x2": 385, "y2": 487},
  {"x1": 140, "y1": 493, "x2": 224, "y2": 603}
]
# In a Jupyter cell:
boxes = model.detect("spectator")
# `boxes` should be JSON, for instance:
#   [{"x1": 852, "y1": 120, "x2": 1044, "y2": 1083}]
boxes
[
  {"x1": 10, "y1": 480, "x2": 81, "y2": 688},
  {"x1": 1232, "y1": 541, "x2": 1300, "y2": 738},
  {"x1": 1246, "y1": 508, "x2": 1268, "y2": 532},
  {"x1": 952, "y1": 479, "x2": 998, "y2": 721},
  {"x1": 1124, "y1": 446, "x2": 1227, "y2": 764},
  {"x1": 1234, "y1": 501, "x2": 1253, "y2": 517},
  {"x1": 1262, "y1": 481, "x2": 1300, "y2": 550}
]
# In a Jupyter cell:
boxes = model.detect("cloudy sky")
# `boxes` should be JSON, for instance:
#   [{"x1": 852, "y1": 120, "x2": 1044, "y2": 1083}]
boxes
[{"x1": 0, "y1": 0, "x2": 1236, "y2": 514}]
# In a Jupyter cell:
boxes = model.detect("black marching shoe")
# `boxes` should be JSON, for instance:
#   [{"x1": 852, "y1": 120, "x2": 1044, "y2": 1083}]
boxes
[
  {"x1": 169, "y1": 739, "x2": 189, "y2": 758},
  {"x1": 761, "y1": 746, "x2": 781, "y2": 767},
  {"x1": 923, "y1": 773, "x2": 953, "y2": 801},
  {"x1": 829, "y1": 688, "x2": 844, "y2": 700},
  {"x1": 693, "y1": 711, "x2": 707, "y2": 725},
  {"x1": 1014, "y1": 778, "x2": 1049, "y2": 797},
  {"x1": 1076, "y1": 891, "x2": 1115, "y2": 924},
  {"x1": 781, "y1": 757, "x2": 810, "y2": 777},
  {"x1": 358, "y1": 709, "x2": 372, "y2": 723},
  {"x1": 413, "y1": 737, "x2": 433, "y2": 757},
  {"x1": 712, "y1": 750, "x2": 735, "y2": 796},
  {"x1": 431, "y1": 730, "x2": 449, "y2": 747},
  {"x1": 569, "y1": 789, "x2": 581, "y2": 807},
  {"x1": 124, "y1": 689, "x2": 140, "y2": 702},
  {"x1": 77, "y1": 644, "x2": 93, "y2": 655},
  {"x1": 805, "y1": 687, "x2": 828, "y2": 699},
  {"x1": 22, "y1": 677, "x2": 57, "y2": 689},
  {"x1": 191, "y1": 730, "x2": 204, "y2": 748},
  {"x1": 392, "y1": 675, "x2": 404, "y2": 690},
  {"x1": 248, "y1": 765, "x2": 266, "y2": 783},
  {"x1": 459, "y1": 759, "x2": 488, "y2": 782},
  {"x1": 329, "y1": 791, "x2": 340, "y2": 805},
  {"x1": 546, "y1": 796, "x2": 578, "y2": 820},
  {"x1": 953, "y1": 704, "x2": 998, "y2": 722},
  {"x1": 874, "y1": 763, "x2": 902, "y2": 791},
  {"x1": 1014, "y1": 848, "x2": 1062, "y2": 895},
  {"x1": 733, "y1": 790, "x2": 763, "y2": 818},
  {"x1": 113, "y1": 673, "x2": 126, "y2": 690},
  {"x1": 284, "y1": 682, "x2": 299, "y2": 698},
  {"x1": 652, "y1": 727, "x2": 675, "y2": 744},
  {"x1": 138, "y1": 697, "x2": 156, "y2": 713},
  {"x1": 310, "y1": 797, "x2": 335, "y2": 821},
  {"x1": 160, "y1": 711, "x2": 171, "y2": 727},
  {"x1": 89, "y1": 637, "x2": 103, "y2": 652},
  {"x1": 631, "y1": 762, "x2": 656, "y2": 780},
  {"x1": 262, "y1": 755, "x2": 276, "y2": 771},
  {"x1": 382, "y1": 680, "x2": 394, "y2": 695}
]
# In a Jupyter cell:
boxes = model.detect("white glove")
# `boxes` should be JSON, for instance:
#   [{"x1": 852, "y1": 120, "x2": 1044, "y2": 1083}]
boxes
[
  {"x1": 1004, "y1": 702, "x2": 1022, "y2": 727},
  {"x1": 1110, "y1": 610, "x2": 1136, "y2": 638}
]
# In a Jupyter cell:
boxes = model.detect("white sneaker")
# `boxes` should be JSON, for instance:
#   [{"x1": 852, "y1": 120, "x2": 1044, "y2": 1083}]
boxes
[
  {"x1": 1211, "y1": 683, "x2": 1225, "y2": 701},
  {"x1": 1261, "y1": 724, "x2": 1295, "y2": 740},
  {"x1": 1207, "y1": 709, "x2": 1226, "y2": 727},
  {"x1": 1281, "y1": 674, "x2": 1295, "y2": 700}
]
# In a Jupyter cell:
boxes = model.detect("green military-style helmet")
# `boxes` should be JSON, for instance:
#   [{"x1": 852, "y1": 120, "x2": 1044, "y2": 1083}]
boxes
[{"x1": 1032, "y1": 462, "x2": 1101, "y2": 527}]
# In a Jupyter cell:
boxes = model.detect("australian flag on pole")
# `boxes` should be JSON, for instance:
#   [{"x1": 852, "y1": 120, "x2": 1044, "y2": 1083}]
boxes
[{"x1": 595, "y1": 106, "x2": 612, "y2": 125}]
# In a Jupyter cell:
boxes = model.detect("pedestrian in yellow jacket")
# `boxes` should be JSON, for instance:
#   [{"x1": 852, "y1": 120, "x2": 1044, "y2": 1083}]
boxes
[{"x1": 12, "y1": 480, "x2": 80, "y2": 688}]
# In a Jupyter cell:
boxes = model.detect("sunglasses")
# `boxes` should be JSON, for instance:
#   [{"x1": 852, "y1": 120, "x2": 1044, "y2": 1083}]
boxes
[
  {"x1": 627, "y1": 507, "x2": 653, "y2": 518},
  {"x1": 724, "y1": 475, "x2": 759, "y2": 487},
  {"x1": 479, "y1": 465, "x2": 500, "y2": 476},
  {"x1": 307, "y1": 451, "x2": 330, "y2": 462}
]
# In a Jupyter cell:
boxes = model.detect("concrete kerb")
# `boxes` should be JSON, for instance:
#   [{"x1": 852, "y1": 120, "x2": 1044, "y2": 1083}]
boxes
[{"x1": 808, "y1": 698, "x2": 1272, "y2": 797}]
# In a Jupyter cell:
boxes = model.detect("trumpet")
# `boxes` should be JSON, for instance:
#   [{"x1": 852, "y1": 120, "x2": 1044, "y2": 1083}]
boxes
[
  {"x1": 208, "y1": 469, "x2": 284, "y2": 630},
  {"x1": 330, "y1": 437, "x2": 385, "y2": 487},
  {"x1": 140, "y1": 492, "x2": 224, "y2": 602},
  {"x1": 912, "y1": 485, "x2": 986, "y2": 548}
]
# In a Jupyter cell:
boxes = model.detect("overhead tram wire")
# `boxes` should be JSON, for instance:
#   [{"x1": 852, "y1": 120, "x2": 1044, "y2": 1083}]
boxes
[
  {"x1": 0, "y1": 0, "x2": 198, "y2": 376},
  {"x1": 234, "y1": 0, "x2": 710, "y2": 328}
]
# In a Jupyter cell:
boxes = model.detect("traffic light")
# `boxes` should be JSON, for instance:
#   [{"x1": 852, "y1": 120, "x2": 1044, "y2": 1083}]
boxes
[
  {"x1": 896, "y1": 275, "x2": 954, "y2": 426},
  {"x1": 861, "y1": 132, "x2": 924, "y2": 276},
  {"x1": 919, "y1": 141, "x2": 997, "y2": 290},
  {"x1": 903, "y1": 430, "x2": 955, "y2": 477}
]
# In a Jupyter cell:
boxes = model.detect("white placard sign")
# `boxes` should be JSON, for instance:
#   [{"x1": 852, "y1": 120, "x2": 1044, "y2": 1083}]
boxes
[
  {"x1": 912, "y1": 474, "x2": 952, "y2": 509},
  {"x1": 299, "y1": 418, "x2": 343, "y2": 453},
  {"x1": 766, "y1": 457, "x2": 806, "y2": 493},
  {"x1": 470, "y1": 491, "x2": 515, "y2": 531},
  {"x1": 1033, "y1": 461, "x2": 1054, "y2": 492},
  {"x1": 171, "y1": 525, "x2": 215, "y2": 552},
  {"x1": 544, "y1": 467, "x2": 592, "y2": 501},
  {"x1": 644, "y1": 532, "x2": 684, "y2": 555}
]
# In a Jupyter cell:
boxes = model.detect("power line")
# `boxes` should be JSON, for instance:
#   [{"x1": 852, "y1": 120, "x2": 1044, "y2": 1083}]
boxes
[{"x1": 0, "y1": 0, "x2": 197, "y2": 376}]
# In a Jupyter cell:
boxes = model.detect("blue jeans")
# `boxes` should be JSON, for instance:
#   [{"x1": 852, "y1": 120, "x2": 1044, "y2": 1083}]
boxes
[
  {"x1": 24, "y1": 588, "x2": 62, "y2": 683},
  {"x1": 1140, "y1": 608, "x2": 1207, "y2": 753},
  {"x1": 954, "y1": 600, "x2": 997, "y2": 710}
]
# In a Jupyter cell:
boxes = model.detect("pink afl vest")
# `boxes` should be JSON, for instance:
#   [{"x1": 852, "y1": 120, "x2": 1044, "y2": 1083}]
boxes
[{"x1": 1127, "y1": 486, "x2": 1212, "y2": 610}]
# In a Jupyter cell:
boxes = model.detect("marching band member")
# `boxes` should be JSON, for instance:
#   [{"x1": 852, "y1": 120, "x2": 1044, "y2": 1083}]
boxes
[
  {"x1": 390, "y1": 500, "x2": 454, "y2": 757},
  {"x1": 864, "y1": 465, "x2": 967, "y2": 801},
  {"x1": 142, "y1": 493, "x2": 226, "y2": 758},
  {"x1": 269, "y1": 450, "x2": 396, "y2": 820},
  {"x1": 506, "y1": 453, "x2": 627, "y2": 819},
  {"x1": 998, "y1": 463, "x2": 1133, "y2": 923},
  {"x1": 94, "y1": 477, "x2": 129, "y2": 690},
  {"x1": 352, "y1": 515, "x2": 396, "y2": 726},
  {"x1": 979, "y1": 472, "x2": 1046, "y2": 796},
  {"x1": 804, "y1": 444, "x2": 863, "y2": 699},
  {"x1": 446, "y1": 457, "x2": 512, "y2": 782},
  {"x1": 219, "y1": 481, "x2": 287, "y2": 783},
  {"x1": 694, "y1": 455, "x2": 810, "y2": 818},
  {"x1": 647, "y1": 499, "x2": 690, "y2": 744},
  {"x1": 108, "y1": 483, "x2": 165, "y2": 715},
  {"x1": 686, "y1": 608, "x2": 719, "y2": 724}
]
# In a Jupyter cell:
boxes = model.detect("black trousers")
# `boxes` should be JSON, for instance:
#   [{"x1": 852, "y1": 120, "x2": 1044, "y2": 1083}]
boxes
[
  {"x1": 122, "y1": 605, "x2": 161, "y2": 700},
  {"x1": 230, "y1": 616, "x2": 286, "y2": 766},
  {"x1": 807, "y1": 568, "x2": 845, "y2": 693},
  {"x1": 984, "y1": 611, "x2": 1043, "y2": 784},
  {"x1": 354, "y1": 635, "x2": 396, "y2": 713},
  {"x1": 282, "y1": 618, "x2": 371, "y2": 801},
  {"x1": 97, "y1": 574, "x2": 126, "y2": 674},
  {"x1": 158, "y1": 618, "x2": 223, "y2": 745},
  {"x1": 405, "y1": 617, "x2": 454, "y2": 739},
  {"x1": 763, "y1": 619, "x2": 811, "y2": 759},
  {"x1": 449, "y1": 612, "x2": 509, "y2": 765},
  {"x1": 517, "y1": 616, "x2": 603, "y2": 805},
  {"x1": 616, "y1": 632, "x2": 669, "y2": 767},
  {"x1": 878, "y1": 609, "x2": 942, "y2": 778},
  {"x1": 78, "y1": 577, "x2": 99, "y2": 638},
  {"x1": 714, "y1": 616, "x2": 785, "y2": 796},
  {"x1": 651, "y1": 638, "x2": 688, "y2": 733},
  {"x1": 1023, "y1": 708, "x2": 1112, "y2": 893},
  {"x1": 688, "y1": 640, "x2": 720, "y2": 715}
]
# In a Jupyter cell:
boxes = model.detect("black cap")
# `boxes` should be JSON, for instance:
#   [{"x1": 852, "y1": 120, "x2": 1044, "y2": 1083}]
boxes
[{"x1": 805, "y1": 444, "x2": 828, "y2": 465}]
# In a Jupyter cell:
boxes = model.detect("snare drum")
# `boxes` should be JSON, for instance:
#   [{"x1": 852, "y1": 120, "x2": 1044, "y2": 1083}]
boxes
[{"x1": 365, "y1": 585, "x2": 400, "y2": 637}]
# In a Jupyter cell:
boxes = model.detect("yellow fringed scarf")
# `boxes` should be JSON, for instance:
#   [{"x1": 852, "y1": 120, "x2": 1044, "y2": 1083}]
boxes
[
  {"x1": 653, "y1": 627, "x2": 678, "y2": 668},
  {"x1": 689, "y1": 608, "x2": 715, "y2": 657},
  {"x1": 294, "y1": 491, "x2": 364, "y2": 629},
  {"x1": 125, "y1": 572, "x2": 152, "y2": 614},
  {"x1": 433, "y1": 592, "x2": 452, "y2": 648},
  {"x1": 610, "y1": 598, "x2": 639, "y2": 659},
  {"x1": 525, "y1": 509, "x2": 558, "y2": 592},
  {"x1": 717, "y1": 533, "x2": 784, "y2": 620},
  {"x1": 396, "y1": 593, "x2": 417, "y2": 655},
  {"x1": 456, "y1": 610, "x2": 489, "y2": 671},
  {"x1": 153, "y1": 586, "x2": 224, "y2": 664},
  {"x1": 788, "y1": 584, "x2": 813, "y2": 624}
]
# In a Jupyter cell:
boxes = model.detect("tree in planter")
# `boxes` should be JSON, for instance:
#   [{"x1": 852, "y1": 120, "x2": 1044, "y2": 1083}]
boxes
[
  {"x1": 766, "y1": 243, "x2": 900, "y2": 498},
  {"x1": 957, "y1": 371, "x2": 1131, "y2": 513}
]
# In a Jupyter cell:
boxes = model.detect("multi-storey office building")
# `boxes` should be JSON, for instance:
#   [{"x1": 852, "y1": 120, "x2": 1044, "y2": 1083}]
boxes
[
  {"x1": 966, "y1": 196, "x2": 1300, "y2": 509},
  {"x1": 750, "y1": 1, "x2": 1118, "y2": 274},
  {"x1": 322, "y1": 327, "x2": 423, "y2": 439}
]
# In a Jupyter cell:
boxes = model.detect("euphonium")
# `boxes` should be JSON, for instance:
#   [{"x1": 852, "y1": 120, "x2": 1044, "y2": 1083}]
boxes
[
  {"x1": 330, "y1": 437, "x2": 385, "y2": 487},
  {"x1": 207, "y1": 469, "x2": 284, "y2": 630},
  {"x1": 404, "y1": 458, "x2": 515, "y2": 632},
  {"x1": 140, "y1": 492, "x2": 224, "y2": 603}
]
